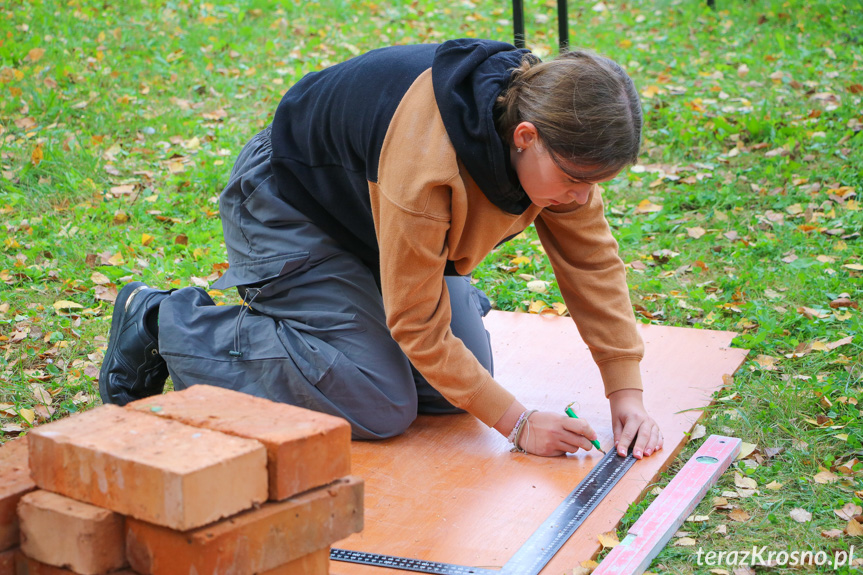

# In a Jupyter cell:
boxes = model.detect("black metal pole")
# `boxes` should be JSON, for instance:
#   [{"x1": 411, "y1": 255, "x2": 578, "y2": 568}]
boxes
[
  {"x1": 512, "y1": 0, "x2": 525, "y2": 48},
  {"x1": 558, "y1": 0, "x2": 569, "y2": 51}
]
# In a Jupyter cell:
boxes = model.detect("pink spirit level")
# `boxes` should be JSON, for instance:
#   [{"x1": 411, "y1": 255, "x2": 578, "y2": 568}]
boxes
[{"x1": 593, "y1": 435, "x2": 742, "y2": 575}]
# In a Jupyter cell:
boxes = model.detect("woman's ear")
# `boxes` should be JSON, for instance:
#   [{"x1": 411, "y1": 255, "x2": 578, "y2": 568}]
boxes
[{"x1": 512, "y1": 121, "x2": 539, "y2": 151}]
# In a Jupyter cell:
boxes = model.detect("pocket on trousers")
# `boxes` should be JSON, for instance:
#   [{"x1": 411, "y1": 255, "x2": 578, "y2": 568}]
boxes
[{"x1": 210, "y1": 252, "x2": 310, "y2": 292}]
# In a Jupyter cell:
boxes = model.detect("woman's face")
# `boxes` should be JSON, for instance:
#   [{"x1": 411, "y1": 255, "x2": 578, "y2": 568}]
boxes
[{"x1": 510, "y1": 122, "x2": 620, "y2": 208}]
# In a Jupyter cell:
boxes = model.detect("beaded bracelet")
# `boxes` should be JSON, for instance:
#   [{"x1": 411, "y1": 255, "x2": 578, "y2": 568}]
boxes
[
  {"x1": 507, "y1": 410, "x2": 529, "y2": 445},
  {"x1": 510, "y1": 409, "x2": 538, "y2": 454}
]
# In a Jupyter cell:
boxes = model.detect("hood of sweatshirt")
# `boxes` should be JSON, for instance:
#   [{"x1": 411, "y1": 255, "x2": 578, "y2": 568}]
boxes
[{"x1": 432, "y1": 39, "x2": 533, "y2": 215}]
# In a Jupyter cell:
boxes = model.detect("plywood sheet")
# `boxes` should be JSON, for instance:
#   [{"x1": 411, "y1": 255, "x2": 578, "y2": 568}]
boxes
[{"x1": 333, "y1": 311, "x2": 749, "y2": 574}]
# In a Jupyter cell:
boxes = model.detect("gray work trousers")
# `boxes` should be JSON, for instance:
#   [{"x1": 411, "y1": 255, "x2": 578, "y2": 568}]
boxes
[{"x1": 157, "y1": 128, "x2": 494, "y2": 439}]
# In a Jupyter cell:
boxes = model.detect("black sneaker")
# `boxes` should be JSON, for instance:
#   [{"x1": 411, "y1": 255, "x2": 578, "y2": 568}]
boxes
[{"x1": 99, "y1": 282, "x2": 173, "y2": 405}]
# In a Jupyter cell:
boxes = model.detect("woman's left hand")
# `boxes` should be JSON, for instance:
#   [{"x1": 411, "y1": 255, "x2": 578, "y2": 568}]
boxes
[{"x1": 608, "y1": 389, "x2": 662, "y2": 459}]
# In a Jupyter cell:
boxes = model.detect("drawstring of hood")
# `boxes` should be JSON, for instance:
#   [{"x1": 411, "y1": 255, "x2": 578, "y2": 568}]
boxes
[{"x1": 229, "y1": 287, "x2": 261, "y2": 357}]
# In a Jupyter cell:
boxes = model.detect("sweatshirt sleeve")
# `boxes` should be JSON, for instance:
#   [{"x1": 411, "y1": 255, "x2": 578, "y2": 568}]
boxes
[
  {"x1": 534, "y1": 185, "x2": 644, "y2": 396},
  {"x1": 370, "y1": 178, "x2": 515, "y2": 427},
  {"x1": 369, "y1": 70, "x2": 516, "y2": 428}
]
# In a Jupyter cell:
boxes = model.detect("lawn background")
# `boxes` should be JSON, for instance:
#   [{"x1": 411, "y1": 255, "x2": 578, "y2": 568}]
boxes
[{"x1": 1, "y1": 0, "x2": 861, "y2": 572}]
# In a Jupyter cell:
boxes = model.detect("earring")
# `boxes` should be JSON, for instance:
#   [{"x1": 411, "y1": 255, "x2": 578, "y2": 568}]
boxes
[{"x1": 517, "y1": 147, "x2": 523, "y2": 153}]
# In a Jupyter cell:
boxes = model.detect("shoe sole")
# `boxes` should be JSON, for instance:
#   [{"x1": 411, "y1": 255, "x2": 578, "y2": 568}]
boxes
[{"x1": 98, "y1": 281, "x2": 147, "y2": 404}]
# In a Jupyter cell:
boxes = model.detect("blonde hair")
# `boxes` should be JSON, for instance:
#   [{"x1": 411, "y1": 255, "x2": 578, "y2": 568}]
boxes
[{"x1": 495, "y1": 50, "x2": 642, "y2": 181}]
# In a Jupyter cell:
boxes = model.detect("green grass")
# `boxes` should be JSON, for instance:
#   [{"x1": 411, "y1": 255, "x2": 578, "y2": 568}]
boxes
[{"x1": 1, "y1": 0, "x2": 861, "y2": 572}]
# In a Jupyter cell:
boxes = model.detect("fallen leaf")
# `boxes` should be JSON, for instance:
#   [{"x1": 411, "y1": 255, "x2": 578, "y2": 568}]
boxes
[
  {"x1": 827, "y1": 336, "x2": 854, "y2": 350},
  {"x1": 715, "y1": 524, "x2": 728, "y2": 535},
  {"x1": 113, "y1": 210, "x2": 129, "y2": 225},
  {"x1": 527, "y1": 280, "x2": 548, "y2": 294},
  {"x1": 753, "y1": 355, "x2": 779, "y2": 370},
  {"x1": 202, "y1": 108, "x2": 228, "y2": 121},
  {"x1": 30, "y1": 384, "x2": 51, "y2": 406},
  {"x1": 734, "y1": 473, "x2": 757, "y2": 489},
  {"x1": 798, "y1": 306, "x2": 831, "y2": 319},
  {"x1": 728, "y1": 508, "x2": 750, "y2": 522},
  {"x1": 822, "y1": 529, "x2": 844, "y2": 539},
  {"x1": 18, "y1": 409, "x2": 35, "y2": 425},
  {"x1": 690, "y1": 424, "x2": 706, "y2": 441},
  {"x1": 31, "y1": 144, "x2": 43, "y2": 166},
  {"x1": 141, "y1": 233, "x2": 155, "y2": 246},
  {"x1": 109, "y1": 184, "x2": 135, "y2": 196},
  {"x1": 687, "y1": 226, "x2": 706, "y2": 239},
  {"x1": 846, "y1": 519, "x2": 863, "y2": 536},
  {"x1": 835, "y1": 503, "x2": 863, "y2": 521},
  {"x1": 28, "y1": 47, "x2": 45, "y2": 62},
  {"x1": 528, "y1": 300, "x2": 547, "y2": 314},
  {"x1": 90, "y1": 272, "x2": 110, "y2": 284},
  {"x1": 765, "y1": 481, "x2": 783, "y2": 490},
  {"x1": 510, "y1": 255, "x2": 531, "y2": 266},
  {"x1": 790, "y1": 508, "x2": 812, "y2": 523},
  {"x1": 53, "y1": 300, "x2": 83, "y2": 312},
  {"x1": 674, "y1": 537, "x2": 697, "y2": 546},
  {"x1": 597, "y1": 531, "x2": 619, "y2": 549},
  {"x1": 94, "y1": 285, "x2": 118, "y2": 304},
  {"x1": 736, "y1": 442, "x2": 757, "y2": 460},
  {"x1": 635, "y1": 199, "x2": 663, "y2": 214},
  {"x1": 814, "y1": 470, "x2": 840, "y2": 484}
]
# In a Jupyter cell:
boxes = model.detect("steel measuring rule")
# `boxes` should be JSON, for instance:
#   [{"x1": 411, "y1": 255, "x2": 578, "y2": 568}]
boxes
[{"x1": 331, "y1": 448, "x2": 638, "y2": 574}]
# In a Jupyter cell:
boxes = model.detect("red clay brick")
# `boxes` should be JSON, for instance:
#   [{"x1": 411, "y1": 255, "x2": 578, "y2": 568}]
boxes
[
  {"x1": 261, "y1": 548, "x2": 329, "y2": 575},
  {"x1": 0, "y1": 548, "x2": 16, "y2": 575},
  {"x1": 0, "y1": 438, "x2": 35, "y2": 551},
  {"x1": 14, "y1": 554, "x2": 136, "y2": 575},
  {"x1": 126, "y1": 476, "x2": 363, "y2": 575},
  {"x1": 18, "y1": 490, "x2": 125, "y2": 575},
  {"x1": 27, "y1": 404, "x2": 267, "y2": 530},
  {"x1": 128, "y1": 385, "x2": 351, "y2": 501}
]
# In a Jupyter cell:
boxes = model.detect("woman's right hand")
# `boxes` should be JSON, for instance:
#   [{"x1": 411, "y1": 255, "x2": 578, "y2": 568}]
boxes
[{"x1": 517, "y1": 411, "x2": 601, "y2": 457}]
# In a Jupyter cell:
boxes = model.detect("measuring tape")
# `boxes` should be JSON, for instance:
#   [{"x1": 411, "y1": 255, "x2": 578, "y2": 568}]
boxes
[{"x1": 331, "y1": 449, "x2": 638, "y2": 574}]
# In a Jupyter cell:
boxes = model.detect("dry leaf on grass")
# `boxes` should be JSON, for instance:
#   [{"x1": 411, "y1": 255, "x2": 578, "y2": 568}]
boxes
[
  {"x1": 790, "y1": 508, "x2": 812, "y2": 523},
  {"x1": 835, "y1": 503, "x2": 863, "y2": 521},
  {"x1": 846, "y1": 519, "x2": 863, "y2": 536},
  {"x1": 674, "y1": 537, "x2": 697, "y2": 546},
  {"x1": 728, "y1": 508, "x2": 750, "y2": 522},
  {"x1": 736, "y1": 442, "x2": 757, "y2": 460},
  {"x1": 814, "y1": 470, "x2": 841, "y2": 484},
  {"x1": 734, "y1": 473, "x2": 757, "y2": 489}
]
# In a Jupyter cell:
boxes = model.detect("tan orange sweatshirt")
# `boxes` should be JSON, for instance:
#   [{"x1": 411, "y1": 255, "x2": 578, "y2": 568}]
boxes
[{"x1": 368, "y1": 69, "x2": 644, "y2": 428}]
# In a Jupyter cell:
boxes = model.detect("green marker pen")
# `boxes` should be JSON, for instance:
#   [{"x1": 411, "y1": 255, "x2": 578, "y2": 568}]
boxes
[{"x1": 564, "y1": 403, "x2": 606, "y2": 454}]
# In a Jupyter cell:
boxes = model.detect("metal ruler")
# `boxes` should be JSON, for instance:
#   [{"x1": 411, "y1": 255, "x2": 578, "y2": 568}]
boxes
[{"x1": 331, "y1": 448, "x2": 638, "y2": 574}]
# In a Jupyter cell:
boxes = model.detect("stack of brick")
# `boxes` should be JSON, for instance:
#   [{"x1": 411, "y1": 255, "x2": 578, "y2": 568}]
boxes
[{"x1": 0, "y1": 385, "x2": 361, "y2": 575}]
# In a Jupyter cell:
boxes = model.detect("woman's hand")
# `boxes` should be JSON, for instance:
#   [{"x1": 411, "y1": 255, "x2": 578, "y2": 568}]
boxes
[
  {"x1": 493, "y1": 400, "x2": 604, "y2": 457},
  {"x1": 518, "y1": 411, "x2": 603, "y2": 457},
  {"x1": 608, "y1": 389, "x2": 662, "y2": 459}
]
